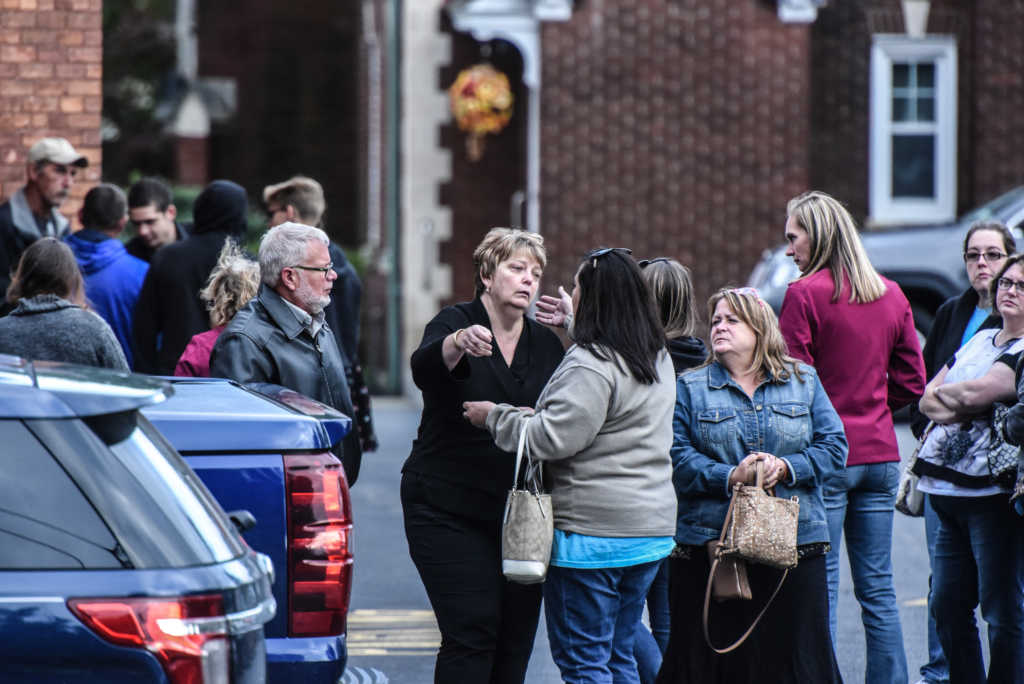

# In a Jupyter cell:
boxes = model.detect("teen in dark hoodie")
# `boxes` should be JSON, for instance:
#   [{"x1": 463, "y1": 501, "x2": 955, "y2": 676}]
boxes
[
  {"x1": 635, "y1": 256, "x2": 706, "y2": 684},
  {"x1": 132, "y1": 180, "x2": 249, "y2": 374}
]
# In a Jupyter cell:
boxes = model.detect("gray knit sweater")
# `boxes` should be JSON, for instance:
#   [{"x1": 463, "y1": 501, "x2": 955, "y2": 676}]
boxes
[
  {"x1": 0, "y1": 294, "x2": 128, "y2": 370},
  {"x1": 486, "y1": 344, "x2": 677, "y2": 538}
]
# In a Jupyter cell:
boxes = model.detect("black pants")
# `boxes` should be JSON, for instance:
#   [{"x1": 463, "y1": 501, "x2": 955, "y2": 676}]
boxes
[
  {"x1": 401, "y1": 473, "x2": 542, "y2": 684},
  {"x1": 657, "y1": 549, "x2": 841, "y2": 684}
]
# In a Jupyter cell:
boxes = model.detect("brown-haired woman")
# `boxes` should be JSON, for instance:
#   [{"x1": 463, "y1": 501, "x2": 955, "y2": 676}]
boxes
[
  {"x1": 402, "y1": 227, "x2": 565, "y2": 683},
  {"x1": 0, "y1": 237, "x2": 128, "y2": 369},
  {"x1": 908, "y1": 219, "x2": 1015, "y2": 684}
]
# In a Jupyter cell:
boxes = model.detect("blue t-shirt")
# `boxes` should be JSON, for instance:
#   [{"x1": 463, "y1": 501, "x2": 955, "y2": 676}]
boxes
[
  {"x1": 551, "y1": 530, "x2": 674, "y2": 569},
  {"x1": 960, "y1": 307, "x2": 990, "y2": 348}
]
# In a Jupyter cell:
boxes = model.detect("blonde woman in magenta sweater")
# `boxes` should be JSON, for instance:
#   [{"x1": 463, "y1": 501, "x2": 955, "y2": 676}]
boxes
[{"x1": 779, "y1": 191, "x2": 925, "y2": 684}]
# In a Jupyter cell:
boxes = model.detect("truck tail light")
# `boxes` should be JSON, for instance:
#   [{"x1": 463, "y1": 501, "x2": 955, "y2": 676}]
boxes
[
  {"x1": 284, "y1": 452, "x2": 353, "y2": 637},
  {"x1": 68, "y1": 595, "x2": 230, "y2": 684}
]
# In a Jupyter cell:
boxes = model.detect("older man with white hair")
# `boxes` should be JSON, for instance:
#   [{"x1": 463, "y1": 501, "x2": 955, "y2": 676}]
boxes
[{"x1": 209, "y1": 221, "x2": 362, "y2": 483}]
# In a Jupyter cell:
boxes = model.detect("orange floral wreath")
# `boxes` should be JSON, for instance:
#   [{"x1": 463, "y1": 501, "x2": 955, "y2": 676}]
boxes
[{"x1": 449, "y1": 63, "x2": 514, "y2": 161}]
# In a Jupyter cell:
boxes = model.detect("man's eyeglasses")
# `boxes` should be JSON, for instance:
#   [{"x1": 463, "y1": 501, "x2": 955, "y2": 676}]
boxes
[
  {"x1": 965, "y1": 250, "x2": 1007, "y2": 263},
  {"x1": 638, "y1": 257, "x2": 672, "y2": 269},
  {"x1": 997, "y1": 277, "x2": 1024, "y2": 293},
  {"x1": 291, "y1": 263, "x2": 334, "y2": 275},
  {"x1": 588, "y1": 247, "x2": 631, "y2": 267}
]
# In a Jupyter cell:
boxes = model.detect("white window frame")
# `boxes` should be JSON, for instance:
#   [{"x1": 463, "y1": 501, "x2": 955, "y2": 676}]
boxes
[{"x1": 869, "y1": 35, "x2": 957, "y2": 225}]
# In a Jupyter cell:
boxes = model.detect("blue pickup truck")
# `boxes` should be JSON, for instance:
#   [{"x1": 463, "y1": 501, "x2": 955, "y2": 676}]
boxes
[{"x1": 142, "y1": 377, "x2": 354, "y2": 683}]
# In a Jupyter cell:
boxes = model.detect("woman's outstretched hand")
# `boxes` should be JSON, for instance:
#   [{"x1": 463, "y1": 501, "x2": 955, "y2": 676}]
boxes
[
  {"x1": 457, "y1": 324, "x2": 494, "y2": 357},
  {"x1": 535, "y1": 286, "x2": 573, "y2": 328},
  {"x1": 463, "y1": 400, "x2": 496, "y2": 427}
]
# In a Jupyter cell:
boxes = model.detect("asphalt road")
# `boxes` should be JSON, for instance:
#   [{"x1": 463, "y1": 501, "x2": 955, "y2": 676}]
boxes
[{"x1": 344, "y1": 398, "x2": 938, "y2": 684}]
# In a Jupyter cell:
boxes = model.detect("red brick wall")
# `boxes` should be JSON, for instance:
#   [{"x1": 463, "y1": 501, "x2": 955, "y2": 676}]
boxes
[
  {"x1": 968, "y1": 1, "x2": 1024, "y2": 206},
  {"x1": 537, "y1": 0, "x2": 812, "y2": 313},
  {"x1": 0, "y1": 0, "x2": 103, "y2": 222}
]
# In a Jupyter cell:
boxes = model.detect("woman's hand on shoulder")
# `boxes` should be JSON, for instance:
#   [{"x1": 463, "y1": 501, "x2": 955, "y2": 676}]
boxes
[
  {"x1": 462, "y1": 400, "x2": 496, "y2": 427},
  {"x1": 535, "y1": 286, "x2": 573, "y2": 328}
]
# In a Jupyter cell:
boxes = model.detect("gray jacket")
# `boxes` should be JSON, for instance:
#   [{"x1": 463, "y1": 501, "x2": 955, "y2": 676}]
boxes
[
  {"x1": 209, "y1": 285, "x2": 362, "y2": 483},
  {"x1": 486, "y1": 345, "x2": 677, "y2": 538},
  {"x1": 0, "y1": 294, "x2": 128, "y2": 370}
]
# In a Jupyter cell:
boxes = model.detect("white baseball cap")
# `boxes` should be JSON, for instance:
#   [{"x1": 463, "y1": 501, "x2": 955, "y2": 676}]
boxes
[{"x1": 27, "y1": 137, "x2": 88, "y2": 168}]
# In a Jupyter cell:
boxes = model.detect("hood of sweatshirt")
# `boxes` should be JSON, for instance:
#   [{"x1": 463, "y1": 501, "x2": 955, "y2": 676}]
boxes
[
  {"x1": 667, "y1": 335, "x2": 708, "y2": 375},
  {"x1": 64, "y1": 231, "x2": 127, "y2": 275},
  {"x1": 192, "y1": 179, "x2": 248, "y2": 237}
]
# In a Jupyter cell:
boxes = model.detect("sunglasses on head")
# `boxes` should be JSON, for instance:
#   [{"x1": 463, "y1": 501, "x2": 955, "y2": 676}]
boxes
[
  {"x1": 587, "y1": 247, "x2": 632, "y2": 267},
  {"x1": 638, "y1": 257, "x2": 672, "y2": 268}
]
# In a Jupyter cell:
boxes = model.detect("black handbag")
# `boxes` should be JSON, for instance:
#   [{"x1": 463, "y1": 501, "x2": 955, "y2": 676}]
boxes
[{"x1": 988, "y1": 403, "x2": 1019, "y2": 488}]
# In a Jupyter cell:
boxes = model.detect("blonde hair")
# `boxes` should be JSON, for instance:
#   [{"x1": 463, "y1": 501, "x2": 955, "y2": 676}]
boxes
[
  {"x1": 640, "y1": 258, "x2": 698, "y2": 339},
  {"x1": 201, "y1": 240, "x2": 260, "y2": 328},
  {"x1": 787, "y1": 191, "x2": 886, "y2": 304},
  {"x1": 705, "y1": 287, "x2": 804, "y2": 383},
  {"x1": 472, "y1": 228, "x2": 547, "y2": 296}
]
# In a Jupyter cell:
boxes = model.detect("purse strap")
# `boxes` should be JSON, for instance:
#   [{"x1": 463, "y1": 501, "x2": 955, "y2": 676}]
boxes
[
  {"x1": 511, "y1": 420, "x2": 542, "y2": 492},
  {"x1": 701, "y1": 463, "x2": 788, "y2": 654}
]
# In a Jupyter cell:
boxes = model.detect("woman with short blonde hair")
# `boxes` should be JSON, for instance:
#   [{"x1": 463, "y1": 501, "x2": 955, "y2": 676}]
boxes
[{"x1": 403, "y1": 226, "x2": 564, "y2": 683}]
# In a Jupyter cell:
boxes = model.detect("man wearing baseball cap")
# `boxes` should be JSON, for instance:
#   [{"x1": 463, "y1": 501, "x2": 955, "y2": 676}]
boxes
[{"x1": 0, "y1": 137, "x2": 89, "y2": 297}]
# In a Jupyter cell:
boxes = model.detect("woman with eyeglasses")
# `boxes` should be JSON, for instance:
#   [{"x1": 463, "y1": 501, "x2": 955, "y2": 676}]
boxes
[
  {"x1": 402, "y1": 228, "x2": 565, "y2": 684},
  {"x1": 907, "y1": 220, "x2": 1014, "y2": 684},
  {"x1": 657, "y1": 287, "x2": 846, "y2": 684},
  {"x1": 778, "y1": 190, "x2": 926, "y2": 683},
  {"x1": 915, "y1": 253, "x2": 1024, "y2": 683},
  {"x1": 633, "y1": 257, "x2": 706, "y2": 683},
  {"x1": 464, "y1": 247, "x2": 677, "y2": 684}
]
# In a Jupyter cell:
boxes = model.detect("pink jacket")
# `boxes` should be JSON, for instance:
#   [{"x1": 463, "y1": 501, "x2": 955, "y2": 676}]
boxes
[
  {"x1": 780, "y1": 269, "x2": 925, "y2": 466},
  {"x1": 174, "y1": 326, "x2": 225, "y2": 378}
]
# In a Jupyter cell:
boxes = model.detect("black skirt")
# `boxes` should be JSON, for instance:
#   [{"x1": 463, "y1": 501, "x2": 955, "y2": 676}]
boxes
[{"x1": 656, "y1": 547, "x2": 842, "y2": 684}]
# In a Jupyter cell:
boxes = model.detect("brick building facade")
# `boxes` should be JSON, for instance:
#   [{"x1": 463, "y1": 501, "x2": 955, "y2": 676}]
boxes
[
  {"x1": 427, "y1": 0, "x2": 1024, "y2": 346},
  {"x1": 0, "y1": 0, "x2": 103, "y2": 221}
]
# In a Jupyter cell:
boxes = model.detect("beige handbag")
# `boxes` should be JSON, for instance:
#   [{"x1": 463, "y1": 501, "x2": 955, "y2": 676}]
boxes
[
  {"x1": 703, "y1": 462, "x2": 799, "y2": 653},
  {"x1": 500, "y1": 424, "x2": 553, "y2": 584}
]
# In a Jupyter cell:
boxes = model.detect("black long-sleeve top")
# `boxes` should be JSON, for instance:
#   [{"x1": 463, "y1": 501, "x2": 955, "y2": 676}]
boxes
[{"x1": 404, "y1": 297, "x2": 565, "y2": 520}]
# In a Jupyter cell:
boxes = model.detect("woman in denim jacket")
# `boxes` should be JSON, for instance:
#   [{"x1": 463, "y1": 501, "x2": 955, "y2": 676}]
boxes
[{"x1": 657, "y1": 287, "x2": 847, "y2": 684}]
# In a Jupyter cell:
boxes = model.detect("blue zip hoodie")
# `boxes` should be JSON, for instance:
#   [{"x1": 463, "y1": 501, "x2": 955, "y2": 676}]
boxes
[{"x1": 65, "y1": 229, "x2": 148, "y2": 368}]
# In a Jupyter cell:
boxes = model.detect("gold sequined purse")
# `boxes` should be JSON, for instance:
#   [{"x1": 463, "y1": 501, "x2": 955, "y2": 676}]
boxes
[
  {"x1": 703, "y1": 462, "x2": 799, "y2": 653},
  {"x1": 724, "y1": 462, "x2": 800, "y2": 570}
]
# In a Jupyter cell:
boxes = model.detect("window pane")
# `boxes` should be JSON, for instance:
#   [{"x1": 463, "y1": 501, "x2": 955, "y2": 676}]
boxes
[
  {"x1": 918, "y1": 97, "x2": 935, "y2": 121},
  {"x1": 892, "y1": 134, "x2": 935, "y2": 198},
  {"x1": 892, "y1": 96, "x2": 909, "y2": 122},
  {"x1": 893, "y1": 63, "x2": 909, "y2": 87},
  {"x1": 918, "y1": 63, "x2": 935, "y2": 87}
]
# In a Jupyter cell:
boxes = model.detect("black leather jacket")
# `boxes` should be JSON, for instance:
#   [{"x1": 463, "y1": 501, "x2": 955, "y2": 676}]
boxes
[{"x1": 209, "y1": 284, "x2": 362, "y2": 483}]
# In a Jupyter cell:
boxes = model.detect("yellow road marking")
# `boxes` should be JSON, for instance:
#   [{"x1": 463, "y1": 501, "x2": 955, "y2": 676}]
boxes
[
  {"x1": 903, "y1": 597, "x2": 927, "y2": 607},
  {"x1": 348, "y1": 609, "x2": 441, "y2": 656}
]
